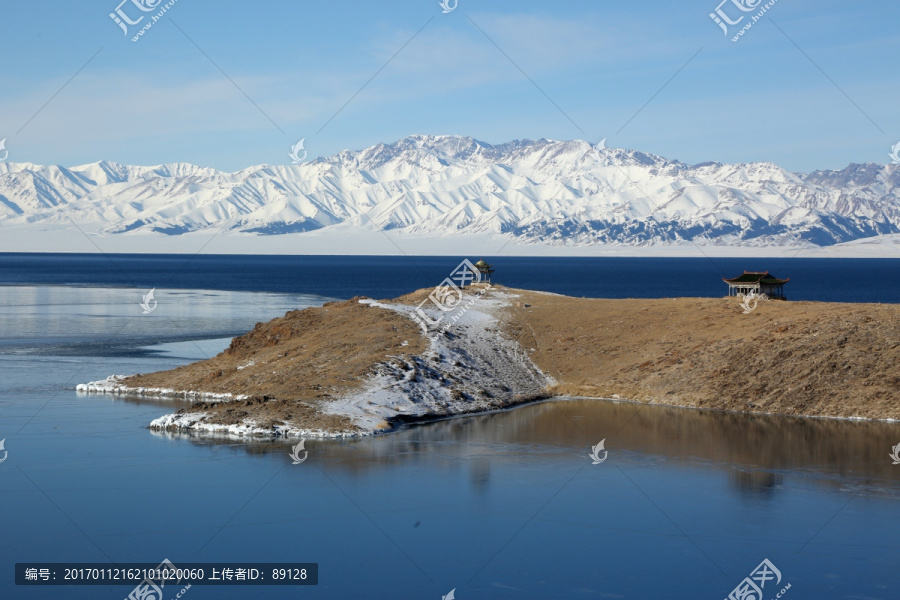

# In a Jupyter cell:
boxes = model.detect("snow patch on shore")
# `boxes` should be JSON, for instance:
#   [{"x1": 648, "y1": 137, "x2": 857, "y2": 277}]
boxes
[
  {"x1": 78, "y1": 376, "x2": 362, "y2": 438},
  {"x1": 148, "y1": 412, "x2": 356, "y2": 439},
  {"x1": 323, "y1": 291, "x2": 552, "y2": 432},
  {"x1": 78, "y1": 289, "x2": 553, "y2": 438},
  {"x1": 76, "y1": 374, "x2": 246, "y2": 402}
]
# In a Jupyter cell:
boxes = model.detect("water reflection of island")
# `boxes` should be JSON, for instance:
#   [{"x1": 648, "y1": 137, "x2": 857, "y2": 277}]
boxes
[
  {"x1": 729, "y1": 470, "x2": 783, "y2": 497},
  {"x1": 147, "y1": 397, "x2": 900, "y2": 496}
]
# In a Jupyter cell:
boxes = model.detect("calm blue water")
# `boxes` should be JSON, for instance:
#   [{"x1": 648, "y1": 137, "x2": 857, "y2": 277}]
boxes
[
  {"x1": 1, "y1": 253, "x2": 899, "y2": 303},
  {"x1": 1, "y1": 260, "x2": 899, "y2": 599}
]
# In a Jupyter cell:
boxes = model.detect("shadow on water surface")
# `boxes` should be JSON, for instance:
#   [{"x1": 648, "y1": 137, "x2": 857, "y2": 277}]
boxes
[{"x1": 144, "y1": 397, "x2": 900, "y2": 497}]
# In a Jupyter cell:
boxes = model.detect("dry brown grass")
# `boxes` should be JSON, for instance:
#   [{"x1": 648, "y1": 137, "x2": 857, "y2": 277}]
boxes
[
  {"x1": 500, "y1": 290, "x2": 900, "y2": 420},
  {"x1": 127, "y1": 297, "x2": 426, "y2": 432},
  {"x1": 134, "y1": 286, "x2": 900, "y2": 433}
]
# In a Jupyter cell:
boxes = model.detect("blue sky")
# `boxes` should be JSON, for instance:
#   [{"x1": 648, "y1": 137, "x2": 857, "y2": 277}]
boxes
[{"x1": 1, "y1": 0, "x2": 897, "y2": 172}]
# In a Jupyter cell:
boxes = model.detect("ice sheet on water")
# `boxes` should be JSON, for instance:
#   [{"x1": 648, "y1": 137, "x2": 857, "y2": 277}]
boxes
[{"x1": 0, "y1": 285, "x2": 331, "y2": 356}]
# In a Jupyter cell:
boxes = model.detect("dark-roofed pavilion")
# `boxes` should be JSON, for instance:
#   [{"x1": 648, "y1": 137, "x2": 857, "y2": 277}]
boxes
[
  {"x1": 473, "y1": 259, "x2": 494, "y2": 284},
  {"x1": 723, "y1": 271, "x2": 789, "y2": 299}
]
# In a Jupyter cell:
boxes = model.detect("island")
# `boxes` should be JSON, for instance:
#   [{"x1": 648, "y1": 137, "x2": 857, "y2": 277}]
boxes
[{"x1": 77, "y1": 285, "x2": 900, "y2": 437}]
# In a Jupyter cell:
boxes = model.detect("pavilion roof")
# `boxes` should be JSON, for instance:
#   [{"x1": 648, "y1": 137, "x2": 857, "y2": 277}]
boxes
[{"x1": 723, "y1": 271, "x2": 789, "y2": 285}]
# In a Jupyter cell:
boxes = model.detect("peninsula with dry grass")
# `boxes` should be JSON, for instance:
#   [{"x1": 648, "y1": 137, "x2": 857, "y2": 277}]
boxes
[{"x1": 77, "y1": 285, "x2": 900, "y2": 437}]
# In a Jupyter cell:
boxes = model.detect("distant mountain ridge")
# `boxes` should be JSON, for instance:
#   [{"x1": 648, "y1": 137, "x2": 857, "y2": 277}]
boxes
[{"x1": 1, "y1": 134, "x2": 898, "y2": 248}]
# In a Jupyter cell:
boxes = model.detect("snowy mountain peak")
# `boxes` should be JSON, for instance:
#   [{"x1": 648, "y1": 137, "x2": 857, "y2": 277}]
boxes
[{"x1": 1, "y1": 135, "x2": 898, "y2": 248}]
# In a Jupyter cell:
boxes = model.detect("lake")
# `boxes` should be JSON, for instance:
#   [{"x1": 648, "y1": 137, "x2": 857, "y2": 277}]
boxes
[
  {"x1": 2, "y1": 253, "x2": 899, "y2": 302},
  {"x1": 1, "y1": 257, "x2": 899, "y2": 599}
]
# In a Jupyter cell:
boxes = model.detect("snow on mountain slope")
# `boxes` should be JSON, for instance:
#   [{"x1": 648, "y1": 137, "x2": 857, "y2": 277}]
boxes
[{"x1": 1, "y1": 135, "x2": 898, "y2": 248}]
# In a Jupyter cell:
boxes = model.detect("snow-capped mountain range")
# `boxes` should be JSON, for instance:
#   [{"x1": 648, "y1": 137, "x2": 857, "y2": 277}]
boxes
[{"x1": 1, "y1": 135, "x2": 899, "y2": 251}]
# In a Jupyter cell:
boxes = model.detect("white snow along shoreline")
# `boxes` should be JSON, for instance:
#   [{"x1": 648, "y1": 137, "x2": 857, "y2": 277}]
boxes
[
  {"x1": 75, "y1": 291, "x2": 554, "y2": 438},
  {"x1": 321, "y1": 293, "x2": 552, "y2": 433}
]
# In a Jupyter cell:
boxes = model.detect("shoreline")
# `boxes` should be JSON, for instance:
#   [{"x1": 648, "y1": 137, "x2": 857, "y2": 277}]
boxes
[
  {"x1": 75, "y1": 382, "x2": 900, "y2": 443},
  {"x1": 79, "y1": 288, "x2": 553, "y2": 438},
  {"x1": 560, "y1": 395, "x2": 900, "y2": 425},
  {"x1": 76, "y1": 286, "x2": 900, "y2": 436},
  {"x1": 76, "y1": 375, "x2": 248, "y2": 403}
]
